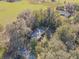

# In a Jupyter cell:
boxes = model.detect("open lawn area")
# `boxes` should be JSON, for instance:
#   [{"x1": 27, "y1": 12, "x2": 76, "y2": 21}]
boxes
[
  {"x1": 0, "y1": 0, "x2": 56, "y2": 27},
  {"x1": 0, "y1": 0, "x2": 79, "y2": 27}
]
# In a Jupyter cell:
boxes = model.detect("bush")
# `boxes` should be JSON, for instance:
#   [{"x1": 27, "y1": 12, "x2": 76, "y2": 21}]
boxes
[
  {"x1": 4, "y1": 8, "x2": 61, "y2": 59},
  {"x1": 73, "y1": 12, "x2": 79, "y2": 24},
  {"x1": 0, "y1": 24, "x2": 4, "y2": 32},
  {"x1": 33, "y1": 8, "x2": 61, "y2": 32},
  {"x1": 57, "y1": 25, "x2": 76, "y2": 51},
  {"x1": 65, "y1": 3, "x2": 75, "y2": 14},
  {"x1": 74, "y1": 4, "x2": 79, "y2": 11}
]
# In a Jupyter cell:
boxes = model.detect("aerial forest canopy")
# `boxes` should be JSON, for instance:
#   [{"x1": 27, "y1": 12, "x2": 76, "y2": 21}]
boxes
[
  {"x1": 1, "y1": 0, "x2": 79, "y2": 59},
  {"x1": 1, "y1": 8, "x2": 79, "y2": 59}
]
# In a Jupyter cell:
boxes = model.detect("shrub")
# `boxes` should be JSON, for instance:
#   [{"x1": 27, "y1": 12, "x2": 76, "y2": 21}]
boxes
[
  {"x1": 0, "y1": 24, "x2": 4, "y2": 32},
  {"x1": 74, "y1": 4, "x2": 79, "y2": 11},
  {"x1": 33, "y1": 8, "x2": 61, "y2": 32},
  {"x1": 65, "y1": 3, "x2": 75, "y2": 14},
  {"x1": 3, "y1": 8, "x2": 63, "y2": 59},
  {"x1": 73, "y1": 12, "x2": 79, "y2": 24},
  {"x1": 57, "y1": 25, "x2": 76, "y2": 51},
  {"x1": 56, "y1": 6, "x2": 64, "y2": 11}
]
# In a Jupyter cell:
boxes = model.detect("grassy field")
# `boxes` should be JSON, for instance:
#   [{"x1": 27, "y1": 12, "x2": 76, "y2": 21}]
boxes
[
  {"x1": 0, "y1": 0, "x2": 79, "y2": 27},
  {"x1": 0, "y1": 0, "x2": 56, "y2": 27}
]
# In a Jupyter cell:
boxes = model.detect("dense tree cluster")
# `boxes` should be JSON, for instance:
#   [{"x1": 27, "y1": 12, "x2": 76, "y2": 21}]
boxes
[
  {"x1": 2, "y1": 6, "x2": 79, "y2": 59},
  {"x1": 3, "y1": 8, "x2": 61, "y2": 59}
]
